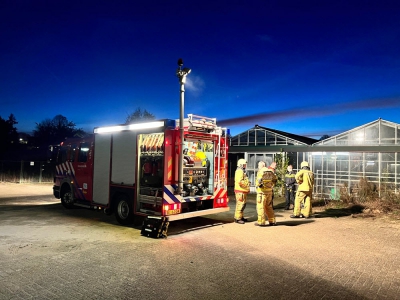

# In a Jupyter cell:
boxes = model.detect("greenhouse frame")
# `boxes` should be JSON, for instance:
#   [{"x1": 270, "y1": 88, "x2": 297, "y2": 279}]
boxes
[{"x1": 228, "y1": 119, "x2": 400, "y2": 199}]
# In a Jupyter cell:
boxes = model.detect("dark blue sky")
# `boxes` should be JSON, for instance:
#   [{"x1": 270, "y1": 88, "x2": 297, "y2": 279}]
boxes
[{"x1": 1, "y1": 0, "x2": 399, "y2": 138}]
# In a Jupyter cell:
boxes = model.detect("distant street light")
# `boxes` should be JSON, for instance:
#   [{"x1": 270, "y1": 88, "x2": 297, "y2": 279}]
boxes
[{"x1": 176, "y1": 58, "x2": 191, "y2": 195}]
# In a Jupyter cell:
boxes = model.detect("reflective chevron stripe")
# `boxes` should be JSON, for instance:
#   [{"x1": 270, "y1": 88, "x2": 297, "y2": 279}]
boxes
[
  {"x1": 55, "y1": 162, "x2": 86, "y2": 200},
  {"x1": 56, "y1": 161, "x2": 75, "y2": 176},
  {"x1": 163, "y1": 185, "x2": 227, "y2": 205},
  {"x1": 213, "y1": 188, "x2": 227, "y2": 199},
  {"x1": 163, "y1": 185, "x2": 181, "y2": 204},
  {"x1": 167, "y1": 157, "x2": 172, "y2": 181}
]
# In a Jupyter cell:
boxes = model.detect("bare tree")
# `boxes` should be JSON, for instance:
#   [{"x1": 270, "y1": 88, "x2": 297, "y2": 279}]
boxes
[
  {"x1": 0, "y1": 114, "x2": 19, "y2": 158},
  {"x1": 33, "y1": 115, "x2": 85, "y2": 146},
  {"x1": 125, "y1": 108, "x2": 155, "y2": 124}
]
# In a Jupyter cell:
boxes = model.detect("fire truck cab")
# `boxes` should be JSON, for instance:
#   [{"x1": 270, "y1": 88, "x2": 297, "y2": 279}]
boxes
[{"x1": 52, "y1": 114, "x2": 229, "y2": 228}]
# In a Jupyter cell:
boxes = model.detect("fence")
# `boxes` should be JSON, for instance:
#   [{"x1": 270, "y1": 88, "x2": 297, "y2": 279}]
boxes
[{"x1": 0, "y1": 160, "x2": 55, "y2": 183}]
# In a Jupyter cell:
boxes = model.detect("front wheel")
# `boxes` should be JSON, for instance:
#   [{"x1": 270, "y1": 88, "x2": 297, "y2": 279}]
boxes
[
  {"x1": 61, "y1": 188, "x2": 74, "y2": 209},
  {"x1": 115, "y1": 195, "x2": 133, "y2": 225}
]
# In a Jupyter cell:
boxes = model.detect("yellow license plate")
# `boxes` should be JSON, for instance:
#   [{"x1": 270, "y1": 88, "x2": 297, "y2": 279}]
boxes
[{"x1": 166, "y1": 209, "x2": 181, "y2": 215}]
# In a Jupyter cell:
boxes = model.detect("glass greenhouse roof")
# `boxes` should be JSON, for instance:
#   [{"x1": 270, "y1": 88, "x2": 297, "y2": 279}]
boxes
[
  {"x1": 230, "y1": 125, "x2": 317, "y2": 146},
  {"x1": 314, "y1": 119, "x2": 400, "y2": 146}
]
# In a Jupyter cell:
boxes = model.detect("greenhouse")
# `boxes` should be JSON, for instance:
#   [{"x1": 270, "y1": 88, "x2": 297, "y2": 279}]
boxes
[
  {"x1": 311, "y1": 118, "x2": 400, "y2": 200},
  {"x1": 228, "y1": 119, "x2": 400, "y2": 199}
]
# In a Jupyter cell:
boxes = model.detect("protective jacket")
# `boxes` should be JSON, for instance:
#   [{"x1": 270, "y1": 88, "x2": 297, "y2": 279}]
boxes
[
  {"x1": 295, "y1": 169, "x2": 314, "y2": 192},
  {"x1": 234, "y1": 168, "x2": 250, "y2": 193},
  {"x1": 255, "y1": 169, "x2": 276, "y2": 194},
  {"x1": 285, "y1": 171, "x2": 296, "y2": 187}
]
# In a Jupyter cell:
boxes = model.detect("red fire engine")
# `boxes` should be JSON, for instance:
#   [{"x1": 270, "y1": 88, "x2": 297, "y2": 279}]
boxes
[{"x1": 52, "y1": 114, "x2": 229, "y2": 232}]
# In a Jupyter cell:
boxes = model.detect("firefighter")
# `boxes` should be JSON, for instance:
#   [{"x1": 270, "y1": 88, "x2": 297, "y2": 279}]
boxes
[
  {"x1": 255, "y1": 166, "x2": 277, "y2": 226},
  {"x1": 268, "y1": 162, "x2": 277, "y2": 208},
  {"x1": 291, "y1": 161, "x2": 314, "y2": 218},
  {"x1": 255, "y1": 160, "x2": 266, "y2": 200},
  {"x1": 284, "y1": 165, "x2": 296, "y2": 210},
  {"x1": 234, "y1": 158, "x2": 250, "y2": 224}
]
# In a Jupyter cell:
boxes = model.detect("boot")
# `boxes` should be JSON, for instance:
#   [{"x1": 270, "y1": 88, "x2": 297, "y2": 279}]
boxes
[
  {"x1": 234, "y1": 219, "x2": 245, "y2": 224},
  {"x1": 254, "y1": 222, "x2": 267, "y2": 227}
]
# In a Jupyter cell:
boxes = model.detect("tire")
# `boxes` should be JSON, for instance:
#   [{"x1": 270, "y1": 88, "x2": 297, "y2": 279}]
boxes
[
  {"x1": 115, "y1": 195, "x2": 134, "y2": 225},
  {"x1": 61, "y1": 187, "x2": 74, "y2": 209}
]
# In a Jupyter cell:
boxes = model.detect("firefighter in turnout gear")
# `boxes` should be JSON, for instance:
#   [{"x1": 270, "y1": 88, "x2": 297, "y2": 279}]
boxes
[
  {"x1": 234, "y1": 159, "x2": 250, "y2": 224},
  {"x1": 284, "y1": 165, "x2": 296, "y2": 210},
  {"x1": 255, "y1": 167, "x2": 277, "y2": 226},
  {"x1": 268, "y1": 162, "x2": 277, "y2": 208},
  {"x1": 291, "y1": 161, "x2": 314, "y2": 218}
]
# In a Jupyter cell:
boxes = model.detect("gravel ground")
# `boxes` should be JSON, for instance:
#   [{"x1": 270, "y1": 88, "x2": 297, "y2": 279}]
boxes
[
  {"x1": 1, "y1": 183, "x2": 400, "y2": 300},
  {"x1": 0, "y1": 182, "x2": 53, "y2": 198}
]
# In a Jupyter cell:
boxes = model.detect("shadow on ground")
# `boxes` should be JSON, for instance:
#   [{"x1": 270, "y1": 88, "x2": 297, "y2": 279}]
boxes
[
  {"x1": 313, "y1": 204, "x2": 365, "y2": 218},
  {"x1": 166, "y1": 218, "x2": 231, "y2": 236}
]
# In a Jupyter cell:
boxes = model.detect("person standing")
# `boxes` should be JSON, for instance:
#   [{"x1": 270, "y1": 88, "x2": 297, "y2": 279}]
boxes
[
  {"x1": 267, "y1": 162, "x2": 276, "y2": 208},
  {"x1": 284, "y1": 165, "x2": 296, "y2": 210},
  {"x1": 255, "y1": 160, "x2": 266, "y2": 211},
  {"x1": 291, "y1": 161, "x2": 314, "y2": 218},
  {"x1": 257, "y1": 161, "x2": 266, "y2": 173},
  {"x1": 234, "y1": 158, "x2": 250, "y2": 224},
  {"x1": 255, "y1": 166, "x2": 277, "y2": 226},
  {"x1": 256, "y1": 161, "x2": 266, "y2": 188}
]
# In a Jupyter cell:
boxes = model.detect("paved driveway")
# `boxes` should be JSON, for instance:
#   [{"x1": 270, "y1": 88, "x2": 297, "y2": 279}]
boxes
[{"x1": 0, "y1": 183, "x2": 399, "y2": 299}]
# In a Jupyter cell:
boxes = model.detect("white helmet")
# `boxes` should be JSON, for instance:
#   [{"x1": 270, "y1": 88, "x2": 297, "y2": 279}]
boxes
[
  {"x1": 258, "y1": 161, "x2": 266, "y2": 169},
  {"x1": 301, "y1": 161, "x2": 309, "y2": 168},
  {"x1": 237, "y1": 158, "x2": 247, "y2": 167}
]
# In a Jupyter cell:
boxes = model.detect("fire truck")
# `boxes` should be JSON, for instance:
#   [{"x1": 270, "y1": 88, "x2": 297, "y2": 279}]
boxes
[{"x1": 52, "y1": 114, "x2": 229, "y2": 233}]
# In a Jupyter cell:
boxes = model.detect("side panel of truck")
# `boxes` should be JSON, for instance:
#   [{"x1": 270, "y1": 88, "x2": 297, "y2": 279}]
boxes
[
  {"x1": 93, "y1": 133, "x2": 111, "y2": 205},
  {"x1": 111, "y1": 131, "x2": 137, "y2": 185}
]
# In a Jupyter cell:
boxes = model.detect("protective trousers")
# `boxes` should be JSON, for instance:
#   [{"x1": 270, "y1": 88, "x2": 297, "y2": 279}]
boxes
[
  {"x1": 285, "y1": 186, "x2": 295, "y2": 208},
  {"x1": 293, "y1": 190, "x2": 312, "y2": 217},
  {"x1": 256, "y1": 191, "x2": 275, "y2": 225},
  {"x1": 234, "y1": 192, "x2": 247, "y2": 220}
]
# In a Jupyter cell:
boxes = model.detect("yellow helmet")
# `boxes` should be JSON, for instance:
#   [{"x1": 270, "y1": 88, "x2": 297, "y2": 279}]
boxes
[
  {"x1": 237, "y1": 158, "x2": 247, "y2": 167},
  {"x1": 301, "y1": 161, "x2": 309, "y2": 168}
]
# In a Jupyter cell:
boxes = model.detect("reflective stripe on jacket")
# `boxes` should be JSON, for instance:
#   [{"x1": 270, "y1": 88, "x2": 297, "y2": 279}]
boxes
[
  {"x1": 285, "y1": 171, "x2": 296, "y2": 186},
  {"x1": 234, "y1": 168, "x2": 250, "y2": 193}
]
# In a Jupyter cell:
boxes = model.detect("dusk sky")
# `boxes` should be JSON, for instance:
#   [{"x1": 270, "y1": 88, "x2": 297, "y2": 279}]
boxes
[{"x1": 1, "y1": 1, "x2": 399, "y2": 139}]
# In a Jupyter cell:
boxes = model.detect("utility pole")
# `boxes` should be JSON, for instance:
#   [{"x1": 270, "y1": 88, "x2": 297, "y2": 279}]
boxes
[{"x1": 176, "y1": 58, "x2": 191, "y2": 195}]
